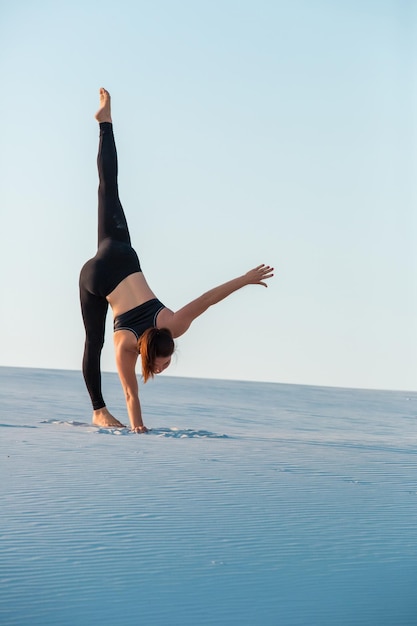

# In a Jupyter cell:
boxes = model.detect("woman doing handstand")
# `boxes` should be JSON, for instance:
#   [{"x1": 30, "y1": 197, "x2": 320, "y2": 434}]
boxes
[{"x1": 79, "y1": 88, "x2": 274, "y2": 433}]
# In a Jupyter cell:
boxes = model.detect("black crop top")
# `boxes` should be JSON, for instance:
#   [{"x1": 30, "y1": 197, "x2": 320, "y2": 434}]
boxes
[{"x1": 113, "y1": 298, "x2": 166, "y2": 339}]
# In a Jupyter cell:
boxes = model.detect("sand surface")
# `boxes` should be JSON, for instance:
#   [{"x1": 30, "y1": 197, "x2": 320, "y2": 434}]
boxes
[{"x1": 1, "y1": 367, "x2": 417, "y2": 625}]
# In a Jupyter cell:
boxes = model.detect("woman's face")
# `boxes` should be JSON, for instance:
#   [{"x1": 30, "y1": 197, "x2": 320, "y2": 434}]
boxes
[{"x1": 153, "y1": 356, "x2": 172, "y2": 374}]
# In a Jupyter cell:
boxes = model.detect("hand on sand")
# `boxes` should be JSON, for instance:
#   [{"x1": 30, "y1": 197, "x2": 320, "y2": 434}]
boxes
[
  {"x1": 132, "y1": 425, "x2": 148, "y2": 434},
  {"x1": 92, "y1": 408, "x2": 126, "y2": 428}
]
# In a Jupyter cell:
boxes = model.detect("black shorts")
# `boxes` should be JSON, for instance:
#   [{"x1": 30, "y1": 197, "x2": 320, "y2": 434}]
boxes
[{"x1": 79, "y1": 238, "x2": 141, "y2": 299}]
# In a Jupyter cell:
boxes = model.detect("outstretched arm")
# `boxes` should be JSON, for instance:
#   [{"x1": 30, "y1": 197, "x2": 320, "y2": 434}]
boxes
[{"x1": 166, "y1": 264, "x2": 274, "y2": 338}]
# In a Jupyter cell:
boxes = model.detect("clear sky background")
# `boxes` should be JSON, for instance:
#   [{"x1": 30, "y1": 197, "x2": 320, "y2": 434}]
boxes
[{"x1": 1, "y1": 0, "x2": 416, "y2": 391}]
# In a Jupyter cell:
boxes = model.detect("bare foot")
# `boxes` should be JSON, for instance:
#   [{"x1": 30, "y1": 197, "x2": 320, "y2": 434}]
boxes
[
  {"x1": 92, "y1": 407, "x2": 125, "y2": 428},
  {"x1": 94, "y1": 87, "x2": 112, "y2": 123}
]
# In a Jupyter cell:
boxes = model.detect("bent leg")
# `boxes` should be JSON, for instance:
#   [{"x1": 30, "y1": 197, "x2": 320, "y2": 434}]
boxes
[
  {"x1": 80, "y1": 286, "x2": 108, "y2": 410},
  {"x1": 97, "y1": 122, "x2": 131, "y2": 246},
  {"x1": 79, "y1": 285, "x2": 125, "y2": 426}
]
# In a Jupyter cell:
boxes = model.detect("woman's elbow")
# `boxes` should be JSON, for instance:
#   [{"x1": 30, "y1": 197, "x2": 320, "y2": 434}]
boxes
[{"x1": 171, "y1": 319, "x2": 192, "y2": 339}]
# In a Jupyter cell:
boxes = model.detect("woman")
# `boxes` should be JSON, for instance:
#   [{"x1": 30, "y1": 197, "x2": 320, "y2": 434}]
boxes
[{"x1": 79, "y1": 88, "x2": 274, "y2": 433}]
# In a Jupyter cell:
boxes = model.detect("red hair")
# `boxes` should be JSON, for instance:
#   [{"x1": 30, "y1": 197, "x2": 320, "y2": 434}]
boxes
[{"x1": 137, "y1": 327, "x2": 175, "y2": 383}]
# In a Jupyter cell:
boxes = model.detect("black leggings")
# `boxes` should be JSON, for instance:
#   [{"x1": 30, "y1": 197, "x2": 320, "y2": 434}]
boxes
[
  {"x1": 79, "y1": 123, "x2": 141, "y2": 410},
  {"x1": 96, "y1": 122, "x2": 131, "y2": 247}
]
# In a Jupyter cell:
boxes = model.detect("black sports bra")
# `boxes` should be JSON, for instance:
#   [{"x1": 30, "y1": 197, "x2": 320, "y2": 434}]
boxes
[{"x1": 113, "y1": 298, "x2": 165, "y2": 339}]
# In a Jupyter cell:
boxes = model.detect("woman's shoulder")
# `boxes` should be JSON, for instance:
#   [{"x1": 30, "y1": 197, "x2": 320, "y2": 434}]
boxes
[{"x1": 113, "y1": 329, "x2": 139, "y2": 351}]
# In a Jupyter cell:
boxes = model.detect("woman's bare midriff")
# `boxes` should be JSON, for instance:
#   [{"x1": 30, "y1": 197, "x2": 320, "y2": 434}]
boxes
[{"x1": 106, "y1": 272, "x2": 158, "y2": 318}]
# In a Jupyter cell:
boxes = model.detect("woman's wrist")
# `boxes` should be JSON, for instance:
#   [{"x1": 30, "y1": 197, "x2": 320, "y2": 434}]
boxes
[{"x1": 132, "y1": 424, "x2": 148, "y2": 433}]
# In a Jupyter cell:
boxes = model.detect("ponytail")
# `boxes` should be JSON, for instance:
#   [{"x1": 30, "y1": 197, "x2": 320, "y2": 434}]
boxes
[{"x1": 138, "y1": 327, "x2": 175, "y2": 383}]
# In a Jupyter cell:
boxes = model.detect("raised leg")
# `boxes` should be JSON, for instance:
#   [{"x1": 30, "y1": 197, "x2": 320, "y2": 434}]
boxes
[{"x1": 95, "y1": 89, "x2": 131, "y2": 247}]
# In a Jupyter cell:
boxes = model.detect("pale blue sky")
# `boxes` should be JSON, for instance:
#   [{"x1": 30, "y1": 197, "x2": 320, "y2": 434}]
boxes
[{"x1": 1, "y1": 0, "x2": 416, "y2": 390}]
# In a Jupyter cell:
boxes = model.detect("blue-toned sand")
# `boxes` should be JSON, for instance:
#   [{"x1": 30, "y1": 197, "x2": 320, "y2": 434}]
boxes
[{"x1": 1, "y1": 367, "x2": 416, "y2": 625}]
